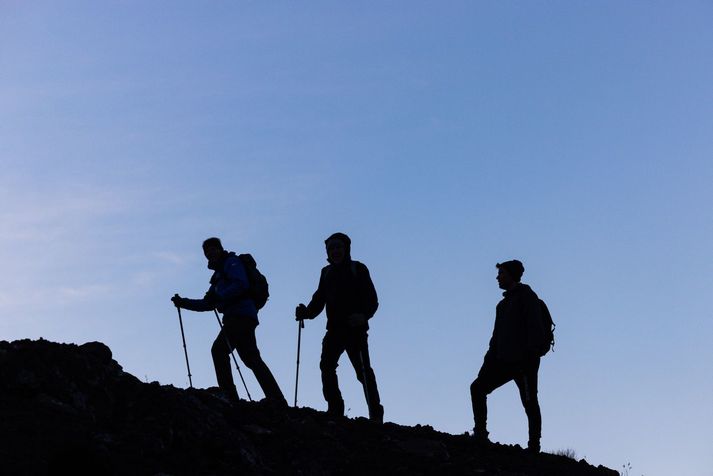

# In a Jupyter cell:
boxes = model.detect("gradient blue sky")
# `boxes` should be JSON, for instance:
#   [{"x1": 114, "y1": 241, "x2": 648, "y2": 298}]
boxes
[{"x1": 2, "y1": 2, "x2": 712, "y2": 475}]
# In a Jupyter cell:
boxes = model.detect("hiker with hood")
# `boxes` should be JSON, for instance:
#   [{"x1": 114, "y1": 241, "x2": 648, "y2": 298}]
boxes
[
  {"x1": 172, "y1": 237, "x2": 286, "y2": 406},
  {"x1": 295, "y1": 232, "x2": 384, "y2": 423},
  {"x1": 470, "y1": 260, "x2": 547, "y2": 453}
]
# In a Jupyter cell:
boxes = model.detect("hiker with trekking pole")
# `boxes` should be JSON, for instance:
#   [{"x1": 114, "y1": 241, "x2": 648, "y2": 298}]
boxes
[
  {"x1": 171, "y1": 237, "x2": 287, "y2": 407},
  {"x1": 294, "y1": 232, "x2": 384, "y2": 423}
]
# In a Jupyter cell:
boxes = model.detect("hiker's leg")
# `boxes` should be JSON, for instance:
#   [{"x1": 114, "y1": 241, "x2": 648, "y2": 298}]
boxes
[
  {"x1": 345, "y1": 330, "x2": 382, "y2": 421},
  {"x1": 470, "y1": 356, "x2": 515, "y2": 439},
  {"x1": 320, "y1": 330, "x2": 346, "y2": 416},
  {"x1": 515, "y1": 357, "x2": 541, "y2": 448},
  {"x1": 211, "y1": 327, "x2": 238, "y2": 398},
  {"x1": 230, "y1": 317, "x2": 286, "y2": 404}
]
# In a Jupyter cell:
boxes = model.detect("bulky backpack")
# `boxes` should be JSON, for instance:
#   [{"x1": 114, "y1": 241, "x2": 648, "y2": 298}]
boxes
[
  {"x1": 238, "y1": 253, "x2": 269, "y2": 310},
  {"x1": 538, "y1": 299, "x2": 556, "y2": 356}
]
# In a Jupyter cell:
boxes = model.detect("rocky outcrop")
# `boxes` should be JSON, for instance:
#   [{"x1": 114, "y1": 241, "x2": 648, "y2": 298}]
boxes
[{"x1": 0, "y1": 339, "x2": 616, "y2": 475}]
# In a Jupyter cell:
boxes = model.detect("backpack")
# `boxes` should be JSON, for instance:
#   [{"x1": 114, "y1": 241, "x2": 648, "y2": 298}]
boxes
[
  {"x1": 237, "y1": 253, "x2": 269, "y2": 310},
  {"x1": 538, "y1": 299, "x2": 556, "y2": 356}
]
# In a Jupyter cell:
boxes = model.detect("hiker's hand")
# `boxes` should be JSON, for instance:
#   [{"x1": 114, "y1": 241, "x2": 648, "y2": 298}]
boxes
[
  {"x1": 295, "y1": 304, "x2": 309, "y2": 321},
  {"x1": 171, "y1": 294, "x2": 184, "y2": 308},
  {"x1": 348, "y1": 313, "x2": 366, "y2": 327}
]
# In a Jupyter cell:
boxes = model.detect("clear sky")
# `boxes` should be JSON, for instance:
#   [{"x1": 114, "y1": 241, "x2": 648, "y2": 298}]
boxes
[{"x1": 1, "y1": 2, "x2": 712, "y2": 475}]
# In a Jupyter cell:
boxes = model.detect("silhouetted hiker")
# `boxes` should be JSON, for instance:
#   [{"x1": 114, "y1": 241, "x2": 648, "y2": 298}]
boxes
[
  {"x1": 295, "y1": 232, "x2": 384, "y2": 423},
  {"x1": 172, "y1": 237, "x2": 287, "y2": 407},
  {"x1": 470, "y1": 260, "x2": 546, "y2": 453}
]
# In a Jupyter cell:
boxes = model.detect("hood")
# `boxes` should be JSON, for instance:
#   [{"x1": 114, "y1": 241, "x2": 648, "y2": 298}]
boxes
[{"x1": 502, "y1": 282, "x2": 534, "y2": 298}]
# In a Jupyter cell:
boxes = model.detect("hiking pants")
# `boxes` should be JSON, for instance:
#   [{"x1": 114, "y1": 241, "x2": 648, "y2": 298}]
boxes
[
  {"x1": 470, "y1": 356, "x2": 541, "y2": 444},
  {"x1": 320, "y1": 328, "x2": 382, "y2": 418},
  {"x1": 211, "y1": 315, "x2": 286, "y2": 403}
]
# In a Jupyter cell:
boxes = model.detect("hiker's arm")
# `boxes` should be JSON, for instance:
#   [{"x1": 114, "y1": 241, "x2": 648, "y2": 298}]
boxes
[
  {"x1": 486, "y1": 332, "x2": 497, "y2": 359},
  {"x1": 485, "y1": 313, "x2": 498, "y2": 358},
  {"x1": 524, "y1": 295, "x2": 545, "y2": 355},
  {"x1": 304, "y1": 270, "x2": 327, "y2": 318},
  {"x1": 360, "y1": 264, "x2": 379, "y2": 319},
  {"x1": 177, "y1": 292, "x2": 216, "y2": 312}
]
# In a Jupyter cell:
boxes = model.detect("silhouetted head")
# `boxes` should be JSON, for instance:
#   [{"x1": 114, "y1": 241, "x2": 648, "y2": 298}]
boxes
[
  {"x1": 325, "y1": 232, "x2": 351, "y2": 265},
  {"x1": 202, "y1": 237, "x2": 225, "y2": 268},
  {"x1": 496, "y1": 260, "x2": 524, "y2": 290}
]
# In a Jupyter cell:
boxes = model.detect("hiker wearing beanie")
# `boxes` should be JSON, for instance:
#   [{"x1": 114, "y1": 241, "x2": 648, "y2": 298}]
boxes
[
  {"x1": 172, "y1": 237, "x2": 287, "y2": 406},
  {"x1": 295, "y1": 232, "x2": 384, "y2": 423},
  {"x1": 470, "y1": 260, "x2": 546, "y2": 453}
]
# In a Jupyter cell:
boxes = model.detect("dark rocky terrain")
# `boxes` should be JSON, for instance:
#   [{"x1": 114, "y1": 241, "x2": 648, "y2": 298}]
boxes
[{"x1": 0, "y1": 339, "x2": 617, "y2": 475}]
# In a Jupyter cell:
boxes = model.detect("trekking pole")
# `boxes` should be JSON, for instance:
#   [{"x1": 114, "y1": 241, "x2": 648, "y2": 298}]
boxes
[
  {"x1": 213, "y1": 309, "x2": 252, "y2": 401},
  {"x1": 294, "y1": 319, "x2": 305, "y2": 407},
  {"x1": 173, "y1": 296, "x2": 193, "y2": 388},
  {"x1": 358, "y1": 350, "x2": 371, "y2": 409}
]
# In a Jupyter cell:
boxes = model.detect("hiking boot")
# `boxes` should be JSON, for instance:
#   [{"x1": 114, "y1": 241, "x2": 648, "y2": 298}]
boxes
[
  {"x1": 263, "y1": 396, "x2": 288, "y2": 411},
  {"x1": 527, "y1": 440, "x2": 541, "y2": 454},
  {"x1": 221, "y1": 386, "x2": 240, "y2": 404},
  {"x1": 326, "y1": 400, "x2": 345, "y2": 419},
  {"x1": 269, "y1": 396, "x2": 288, "y2": 408},
  {"x1": 472, "y1": 430, "x2": 492, "y2": 449},
  {"x1": 261, "y1": 397, "x2": 288, "y2": 418},
  {"x1": 369, "y1": 404, "x2": 384, "y2": 424}
]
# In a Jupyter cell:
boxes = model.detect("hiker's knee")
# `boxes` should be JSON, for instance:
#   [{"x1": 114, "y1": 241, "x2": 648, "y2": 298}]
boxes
[
  {"x1": 211, "y1": 339, "x2": 228, "y2": 359},
  {"x1": 471, "y1": 378, "x2": 486, "y2": 398},
  {"x1": 320, "y1": 356, "x2": 338, "y2": 373},
  {"x1": 238, "y1": 350, "x2": 262, "y2": 370}
]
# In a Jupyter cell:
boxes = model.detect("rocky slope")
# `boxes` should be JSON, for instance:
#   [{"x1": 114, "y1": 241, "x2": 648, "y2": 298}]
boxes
[{"x1": 0, "y1": 339, "x2": 616, "y2": 475}]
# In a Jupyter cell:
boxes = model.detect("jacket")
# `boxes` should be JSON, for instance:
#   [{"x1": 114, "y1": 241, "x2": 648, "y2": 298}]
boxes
[
  {"x1": 181, "y1": 251, "x2": 258, "y2": 321},
  {"x1": 304, "y1": 259, "x2": 378, "y2": 331},
  {"x1": 486, "y1": 283, "x2": 545, "y2": 363}
]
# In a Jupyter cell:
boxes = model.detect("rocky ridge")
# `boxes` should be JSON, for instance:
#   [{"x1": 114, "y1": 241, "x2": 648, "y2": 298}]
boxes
[{"x1": 0, "y1": 339, "x2": 617, "y2": 475}]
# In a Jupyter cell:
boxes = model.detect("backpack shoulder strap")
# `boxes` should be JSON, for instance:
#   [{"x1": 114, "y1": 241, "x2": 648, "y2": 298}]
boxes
[{"x1": 237, "y1": 253, "x2": 256, "y2": 268}]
